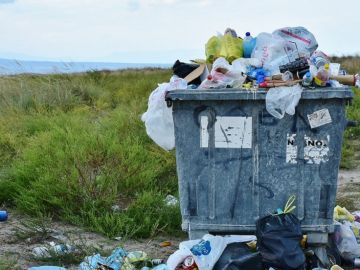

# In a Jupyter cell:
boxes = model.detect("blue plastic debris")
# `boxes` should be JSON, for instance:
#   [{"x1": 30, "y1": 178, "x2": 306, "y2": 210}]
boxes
[
  {"x1": 79, "y1": 247, "x2": 127, "y2": 270},
  {"x1": 28, "y1": 267, "x2": 67, "y2": 270}
]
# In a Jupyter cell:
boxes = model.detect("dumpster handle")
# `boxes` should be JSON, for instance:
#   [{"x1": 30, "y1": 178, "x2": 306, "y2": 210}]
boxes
[
  {"x1": 346, "y1": 120, "x2": 358, "y2": 128},
  {"x1": 193, "y1": 106, "x2": 217, "y2": 128},
  {"x1": 165, "y1": 98, "x2": 173, "y2": 108}
]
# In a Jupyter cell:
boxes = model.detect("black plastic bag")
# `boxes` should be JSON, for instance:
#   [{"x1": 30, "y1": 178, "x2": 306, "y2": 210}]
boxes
[
  {"x1": 213, "y1": 242, "x2": 263, "y2": 270},
  {"x1": 256, "y1": 213, "x2": 305, "y2": 270},
  {"x1": 172, "y1": 60, "x2": 201, "y2": 85}
]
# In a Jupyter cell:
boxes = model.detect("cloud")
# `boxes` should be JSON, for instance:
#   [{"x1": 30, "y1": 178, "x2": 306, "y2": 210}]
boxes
[{"x1": 0, "y1": 0, "x2": 15, "y2": 4}]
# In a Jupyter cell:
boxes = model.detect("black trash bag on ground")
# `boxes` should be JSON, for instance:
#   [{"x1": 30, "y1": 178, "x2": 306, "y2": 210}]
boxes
[
  {"x1": 172, "y1": 60, "x2": 201, "y2": 85},
  {"x1": 256, "y1": 213, "x2": 306, "y2": 270},
  {"x1": 213, "y1": 242, "x2": 263, "y2": 270}
]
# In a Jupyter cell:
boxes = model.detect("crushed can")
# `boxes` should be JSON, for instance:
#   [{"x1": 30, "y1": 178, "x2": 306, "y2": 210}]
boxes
[{"x1": 176, "y1": 256, "x2": 198, "y2": 270}]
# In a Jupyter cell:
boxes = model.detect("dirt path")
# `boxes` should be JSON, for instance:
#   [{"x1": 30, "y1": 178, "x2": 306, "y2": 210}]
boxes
[
  {"x1": 1, "y1": 169, "x2": 360, "y2": 269},
  {"x1": 337, "y1": 169, "x2": 360, "y2": 210},
  {"x1": 0, "y1": 213, "x2": 184, "y2": 269}
]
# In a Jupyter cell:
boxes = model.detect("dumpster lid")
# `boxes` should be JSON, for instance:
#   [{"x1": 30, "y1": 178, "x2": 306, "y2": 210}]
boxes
[{"x1": 166, "y1": 87, "x2": 353, "y2": 101}]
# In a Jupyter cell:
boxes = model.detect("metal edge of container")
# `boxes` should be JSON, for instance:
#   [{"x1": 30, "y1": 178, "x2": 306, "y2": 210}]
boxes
[
  {"x1": 182, "y1": 221, "x2": 334, "y2": 233},
  {"x1": 165, "y1": 87, "x2": 354, "y2": 101}
]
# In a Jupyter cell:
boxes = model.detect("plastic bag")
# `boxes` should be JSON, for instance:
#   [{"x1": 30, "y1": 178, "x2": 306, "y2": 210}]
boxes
[
  {"x1": 335, "y1": 220, "x2": 360, "y2": 260},
  {"x1": 199, "y1": 57, "x2": 246, "y2": 89},
  {"x1": 141, "y1": 76, "x2": 187, "y2": 151},
  {"x1": 167, "y1": 234, "x2": 256, "y2": 270},
  {"x1": 232, "y1": 57, "x2": 262, "y2": 70},
  {"x1": 79, "y1": 247, "x2": 127, "y2": 270},
  {"x1": 265, "y1": 84, "x2": 303, "y2": 119},
  {"x1": 256, "y1": 213, "x2": 305, "y2": 270},
  {"x1": 205, "y1": 36, "x2": 222, "y2": 63},
  {"x1": 219, "y1": 34, "x2": 243, "y2": 63},
  {"x1": 251, "y1": 32, "x2": 291, "y2": 75},
  {"x1": 273, "y1": 26, "x2": 318, "y2": 56},
  {"x1": 205, "y1": 34, "x2": 243, "y2": 64},
  {"x1": 334, "y1": 205, "x2": 355, "y2": 222},
  {"x1": 213, "y1": 242, "x2": 263, "y2": 270}
]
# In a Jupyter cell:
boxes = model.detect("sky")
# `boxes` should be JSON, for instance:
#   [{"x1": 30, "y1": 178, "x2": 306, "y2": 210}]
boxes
[{"x1": 0, "y1": 0, "x2": 359, "y2": 63}]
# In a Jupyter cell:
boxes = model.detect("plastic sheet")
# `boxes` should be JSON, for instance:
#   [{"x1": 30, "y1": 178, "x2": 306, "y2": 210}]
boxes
[
  {"x1": 265, "y1": 84, "x2": 303, "y2": 119},
  {"x1": 141, "y1": 76, "x2": 187, "y2": 150}
]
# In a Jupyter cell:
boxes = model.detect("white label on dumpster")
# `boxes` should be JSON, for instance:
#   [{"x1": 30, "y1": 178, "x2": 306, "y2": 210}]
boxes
[
  {"x1": 304, "y1": 135, "x2": 330, "y2": 164},
  {"x1": 200, "y1": 116, "x2": 252, "y2": 148},
  {"x1": 307, "y1": 109, "x2": 332, "y2": 129},
  {"x1": 200, "y1": 116, "x2": 209, "y2": 148},
  {"x1": 286, "y1": 133, "x2": 297, "y2": 164}
]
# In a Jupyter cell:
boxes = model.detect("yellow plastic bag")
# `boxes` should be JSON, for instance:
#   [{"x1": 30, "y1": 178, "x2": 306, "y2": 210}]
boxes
[
  {"x1": 334, "y1": 205, "x2": 355, "y2": 222},
  {"x1": 205, "y1": 36, "x2": 221, "y2": 64},
  {"x1": 205, "y1": 34, "x2": 243, "y2": 64},
  {"x1": 219, "y1": 34, "x2": 243, "y2": 63}
]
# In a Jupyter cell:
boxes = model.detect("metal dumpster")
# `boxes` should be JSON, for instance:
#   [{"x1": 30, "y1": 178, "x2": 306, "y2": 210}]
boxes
[{"x1": 166, "y1": 87, "x2": 353, "y2": 241}]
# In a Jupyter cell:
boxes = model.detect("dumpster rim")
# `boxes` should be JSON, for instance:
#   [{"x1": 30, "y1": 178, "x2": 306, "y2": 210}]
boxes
[{"x1": 166, "y1": 87, "x2": 353, "y2": 101}]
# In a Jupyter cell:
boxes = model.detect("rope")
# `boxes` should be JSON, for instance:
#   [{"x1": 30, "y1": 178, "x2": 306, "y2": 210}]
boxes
[{"x1": 276, "y1": 195, "x2": 296, "y2": 215}]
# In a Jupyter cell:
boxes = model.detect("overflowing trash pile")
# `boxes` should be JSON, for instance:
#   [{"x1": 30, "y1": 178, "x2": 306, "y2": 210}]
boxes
[{"x1": 142, "y1": 26, "x2": 360, "y2": 151}]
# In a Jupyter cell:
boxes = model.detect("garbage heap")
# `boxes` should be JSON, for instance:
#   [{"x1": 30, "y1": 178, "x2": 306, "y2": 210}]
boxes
[
  {"x1": 142, "y1": 26, "x2": 360, "y2": 151},
  {"x1": 178, "y1": 26, "x2": 359, "y2": 91}
]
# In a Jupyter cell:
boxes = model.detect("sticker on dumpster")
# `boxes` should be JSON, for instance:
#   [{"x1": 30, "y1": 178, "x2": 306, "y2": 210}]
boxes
[
  {"x1": 307, "y1": 109, "x2": 332, "y2": 129},
  {"x1": 286, "y1": 134, "x2": 297, "y2": 164},
  {"x1": 304, "y1": 135, "x2": 330, "y2": 164},
  {"x1": 200, "y1": 116, "x2": 252, "y2": 148}
]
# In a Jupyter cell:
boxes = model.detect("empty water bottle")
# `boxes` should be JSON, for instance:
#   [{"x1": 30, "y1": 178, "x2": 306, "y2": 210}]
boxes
[
  {"x1": 302, "y1": 71, "x2": 313, "y2": 87},
  {"x1": 243, "y1": 32, "x2": 256, "y2": 58}
]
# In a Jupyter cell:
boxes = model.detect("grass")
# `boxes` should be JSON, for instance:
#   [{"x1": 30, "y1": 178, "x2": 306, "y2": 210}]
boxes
[
  {"x1": 0, "y1": 257, "x2": 20, "y2": 270},
  {"x1": 0, "y1": 68, "x2": 183, "y2": 239},
  {"x1": 341, "y1": 87, "x2": 360, "y2": 169}
]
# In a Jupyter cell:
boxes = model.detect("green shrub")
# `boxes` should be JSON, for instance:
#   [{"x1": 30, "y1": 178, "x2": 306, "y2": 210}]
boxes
[{"x1": 0, "y1": 69, "x2": 181, "y2": 238}]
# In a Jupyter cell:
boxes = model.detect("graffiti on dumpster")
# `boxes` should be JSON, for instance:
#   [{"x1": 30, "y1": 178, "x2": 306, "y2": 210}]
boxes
[
  {"x1": 285, "y1": 134, "x2": 330, "y2": 164},
  {"x1": 200, "y1": 116, "x2": 252, "y2": 148}
]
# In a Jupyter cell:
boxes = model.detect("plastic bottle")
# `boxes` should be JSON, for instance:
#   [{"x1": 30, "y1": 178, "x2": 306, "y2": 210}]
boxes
[
  {"x1": 302, "y1": 71, "x2": 313, "y2": 87},
  {"x1": 0, "y1": 210, "x2": 8, "y2": 221},
  {"x1": 310, "y1": 51, "x2": 330, "y2": 69},
  {"x1": 243, "y1": 32, "x2": 256, "y2": 58},
  {"x1": 314, "y1": 63, "x2": 330, "y2": 87}
]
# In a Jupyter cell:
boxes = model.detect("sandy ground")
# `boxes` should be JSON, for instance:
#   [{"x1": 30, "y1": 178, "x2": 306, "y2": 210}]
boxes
[
  {"x1": 0, "y1": 213, "x2": 184, "y2": 269},
  {"x1": 1, "y1": 169, "x2": 360, "y2": 269}
]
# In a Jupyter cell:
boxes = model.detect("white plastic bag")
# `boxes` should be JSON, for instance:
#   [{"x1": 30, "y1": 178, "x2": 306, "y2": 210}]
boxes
[
  {"x1": 232, "y1": 58, "x2": 262, "y2": 71},
  {"x1": 141, "y1": 76, "x2": 187, "y2": 151},
  {"x1": 199, "y1": 57, "x2": 246, "y2": 89},
  {"x1": 273, "y1": 26, "x2": 318, "y2": 56},
  {"x1": 336, "y1": 220, "x2": 360, "y2": 259},
  {"x1": 167, "y1": 234, "x2": 256, "y2": 270},
  {"x1": 266, "y1": 84, "x2": 303, "y2": 119},
  {"x1": 251, "y1": 33, "x2": 290, "y2": 75}
]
